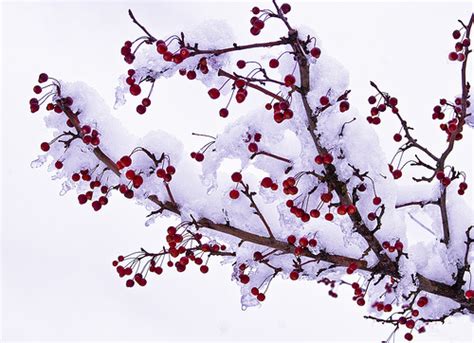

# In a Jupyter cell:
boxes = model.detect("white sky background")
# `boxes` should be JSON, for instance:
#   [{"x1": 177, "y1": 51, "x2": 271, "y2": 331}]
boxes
[{"x1": 1, "y1": 0, "x2": 473, "y2": 342}]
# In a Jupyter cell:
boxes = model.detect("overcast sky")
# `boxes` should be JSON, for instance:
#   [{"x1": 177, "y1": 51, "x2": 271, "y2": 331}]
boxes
[{"x1": 1, "y1": 1, "x2": 473, "y2": 342}]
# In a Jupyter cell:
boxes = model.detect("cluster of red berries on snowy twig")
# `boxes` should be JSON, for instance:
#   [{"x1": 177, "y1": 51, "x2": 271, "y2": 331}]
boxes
[
  {"x1": 229, "y1": 172, "x2": 243, "y2": 200},
  {"x1": 190, "y1": 133, "x2": 216, "y2": 162},
  {"x1": 382, "y1": 240, "x2": 404, "y2": 253},
  {"x1": 434, "y1": 170, "x2": 469, "y2": 195},
  {"x1": 244, "y1": 132, "x2": 262, "y2": 153},
  {"x1": 366, "y1": 94, "x2": 399, "y2": 125},
  {"x1": 314, "y1": 152, "x2": 334, "y2": 165},
  {"x1": 286, "y1": 235, "x2": 317, "y2": 256},
  {"x1": 267, "y1": 100, "x2": 293, "y2": 124},
  {"x1": 448, "y1": 28, "x2": 470, "y2": 62},
  {"x1": 113, "y1": 224, "x2": 230, "y2": 287},
  {"x1": 125, "y1": 69, "x2": 154, "y2": 114},
  {"x1": 260, "y1": 177, "x2": 278, "y2": 191},
  {"x1": 249, "y1": 3, "x2": 290, "y2": 36}
]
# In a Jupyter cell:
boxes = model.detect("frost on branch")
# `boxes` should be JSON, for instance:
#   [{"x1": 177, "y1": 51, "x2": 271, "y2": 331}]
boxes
[{"x1": 29, "y1": 2, "x2": 473, "y2": 342}]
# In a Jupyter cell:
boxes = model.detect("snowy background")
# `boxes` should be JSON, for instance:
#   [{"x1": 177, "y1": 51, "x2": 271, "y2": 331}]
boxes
[{"x1": 1, "y1": 0, "x2": 473, "y2": 342}]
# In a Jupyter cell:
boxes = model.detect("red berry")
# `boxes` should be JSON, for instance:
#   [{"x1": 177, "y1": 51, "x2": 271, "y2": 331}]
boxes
[
  {"x1": 325, "y1": 213, "x2": 334, "y2": 221},
  {"x1": 284, "y1": 74, "x2": 296, "y2": 87},
  {"x1": 179, "y1": 48, "x2": 190, "y2": 59},
  {"x1": 78, "y1": 194, "x2": 87, "y2": 205},
  {"x1": 404, "y1": 333, "x2": 413, "y2": 341},
  {"x1": 310, "y1": 47, "x2": 321, "y2": 58},
  {"x1": 120, "y1": 156, "x2": 132, "y2": 167},
  {"x1": 392, "y1": 169, "x2": 402, "y2": 179},
  {"x1": 453, "y1": 30, "x2": 461, "y2": 39},
  {"x1": 38, "y1": 73, "x2": 49, "y2": 83},
  {"x1": 248, "y1": 142, "x2": 258, "y2": 153},
  {"x1": 142, "y1": 98, "x2": 151, "y2": 107},
  {"x1": 229, "y1": 189, "x2": 240, "y2": 199},
  {"x1": 250, "y1": 26, "x2": 260, "y2": 36},
  {"x1": 320, "y1": 96, "x2": 330, "y2": 106},
  {"x1": 231, "y1": 172, "x2": 242, "y2": 183},
  {"x1": 406, "y1": 319, "x2": 415, "y2": 329},
  {"x1": 261, "y1": 177, "x2": 273, "y2": 188},
  {"x1": 417, "y1": 296, "x2": 428, "y2": 307},
  {"x1": 389, "y1": 97, "x2": 398, "y2": 106},
  {"x1": 346, "y1": 205, "x2": 356, "y2": 215},
  {"x1": 322, "y1": 153, "x2": 333, "y2": 164},
  {"x1": 339, "y1": 101, "x2": 350, "y2": 112},
  {"x1": 130, "y1": 84, "x2": 141, "y2": 96},
  {"x1": 239, "y1": 274, "x2": 250, "y2": 284},
  {"x1": 251, "y1": 6, "x2": 260, "y2": 14},
  {"x1": 195, "y1": 153, "x2": 204, "y2": 162},
  {"x1": 187, "y1": 70, "x2": 197, "y2": 80},
  {"x1": 449, "y1": 52, "x2": 458, "y2": 61},
  {"x1": 253, "y1": 19, "x2": 265, "y2": 30},
  {"x1": 321, "y1": 192, "x2": 333, "y2": 203},
  {"x1": 337, "y1": 205, "x2": 347, "y2": 215},
  {"x1": 256, "y1": 293, "x2": 266, "y2": 301},
  {"x1": 208, "y1": 88, "x2": 220, "y2": 99},
  {"x1": 290, "y1": 271, "x2": 299, "y2": 280},
  {"x1": 40, "y1": 142, "x2": 50, "y2": 152},
  {"x1": 287, "y1": 235, "x2": 296, "y2": 245},
  {"x1": 269, "y1": 59, "x2": 279, "y2": 68},
  {"x1": 442, "y1": 177, "x2": 451, "y2": 187},
  {"x1": 368, "y1": 96, "x2": 377, "y2": 104},
  {"x1": 219, "y1": 108, "x2": 229, "y2": 118},
  {"x1": 136, "y1": 105, "x2": 146, "y2": 114},
  {"x1": 92, "y1": 201, "x2": 102, "y2": 211},
  {"x1": 373, "y1": 197, "x2": 382, "y2": 205},
  {"x1": 393, "y1": 133, "x2": 402, "y2": 142},
  {"x1": 280, "y1": 3, "x2": 291, "y2": 14},
  {"x1": 394, "y1": 240, "x2": 404, "y2": 251},
  {"x1": 133, "y1": 175, "x2": 143, "y2": 188},
  {"x1": 236, "y1": 60, "x2": 246, "y2": 69},
  {"x1": 54, "y1": 161, "x2": 63, "y2": 169}
]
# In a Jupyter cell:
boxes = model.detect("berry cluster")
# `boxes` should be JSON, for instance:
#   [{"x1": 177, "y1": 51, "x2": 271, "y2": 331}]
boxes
[
  {"x1": 249, "y1": 3, "x2": 291, "y2": 36},
  {"x1": 73, "y1": 169, "x2": 111, "y2": 211},
  {"x1": 190, "y1": 134, "x2": 216, "y2": 162},
  {"x1": 268, "y1": 100, "x2": 293, "y2": 123},
  {"x1": 244, "y1": 132, "x2": 262, "y2": 153},
  {"x1": 286, "y1": 234, "x2": 317, "y2": 256},
  {"x1": 113, "y1": 225, "x2": 228, "y2": 287},
  {"x1": 80, "y1": 125, "x2": 101, "y2": 146},
  {"x1": 448, "y1": 28, "x2": 470, "y2": 62},
  {"x1": 366, "y1": 94, "x2": 399, "y2": 125},
  {"x1": 388, "y1": 163, "x2": 403, "y2": 180},
  {"x1": 352, "y1": 281, "x2": 367, "y2": 306},
  {"x1": 229, "y1": 172, "x2": 242, "y2": 199},
  {"x1": 237, "y1": 263, "x2": 251, "y2": 284},
  {"x1": 382, "y1": 240, "x2": 404, "y2": 253},
  {"x1": 125, "y1": 69, "x2": 154, "y2": 114},
  {"x1": 260, "y1": 177, "x2": 278, "y2": 191},
  {"x1": 314, "y1": 152, "x2": 334, "y2": 165}
]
